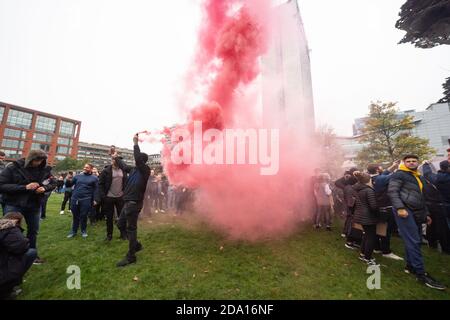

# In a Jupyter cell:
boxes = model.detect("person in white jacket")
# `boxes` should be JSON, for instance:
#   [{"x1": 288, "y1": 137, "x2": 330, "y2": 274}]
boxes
[{"x1": 313, "y1": 173, "x2": 334, "y2": 231}]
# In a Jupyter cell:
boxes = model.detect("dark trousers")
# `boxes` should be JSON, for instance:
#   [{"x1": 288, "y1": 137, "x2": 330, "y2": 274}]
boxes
[
  {"x1": 61, "y1": 191, "x2": 72, "y2": 211},
  {"x1": 361, "y1": 224, "x2": 377, "y2": 260},
  {"x1": 102, "y1": 196, "x2": 124, "y2": 237},
  {"x1": 40, "y1": 193, "x2": 51, "y2": 219},
  {"x1": 0, "y1": 248, "x2": 37, "y2": 298},
  {"x1": 375, "y1": 209, "x2": 395, "y2": 254},
  {"x1": 426, "y1": 203, "x2": 450, "y2": 254},
  {"x1": 118, "y1": 201, "x2": 143, "y2": 261},
  {"x1": 155, "y1": 194, "x2": 165, "y2": 211},
  {"x1": 4, "y1": 205, "x2": 40, "y2": 250},
  {"x1": 71, "y1": 199, "x2": 92, "y2": 234},
  {"x1": 394, "y1": 208, "x2": 425, "y2": 275}
]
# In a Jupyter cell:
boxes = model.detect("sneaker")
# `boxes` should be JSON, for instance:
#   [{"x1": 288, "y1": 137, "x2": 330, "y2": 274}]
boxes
[
  {"x1": 135, "y1": 243, "x2": 143, "y2": 252},
  {"x1": 326, "y1": 226, "x2": 332, "y2": 231},
  {"x1": 367, "y1": 259, "x2": 380, "y2": 266},
  {"x1": 67, "y1": 233, "x2": 76, "y2": 239},
  {"x1": 345, "y1": 243, "x2": 358, "y2": 250},
  {"x1": 382, "y1": 252, "x2": 404, "y2": 261},
  {"x1": 60, "y1": 210, "x2": 65, "y2": 215},
  {"x1": 116, "y1": 258, "x2": 136, "y2": 268},
  {"x1": 359, "y1": 256, "x2": 369, "y2": 263},
  {"x1": 373, "y1": 250, "x2": 382, "y2": 254},
  {"x1": 404, "y1": 265, "x2": 416, "y2": 275},
  {"x1": 33, "y1": 257, "x2": 45, "y2": 265},
  {"x1": 416, "y1": 273, "x2": 447, "y2": 291},
  {"x1": 8, "y1": 286, "x2": 23, "y2": 299},
  {"x1": 82, "y1": 232, "x2": 88, "y2": 238},
  {"x1": 160, "y1": 209, "x2": 165, "y2": 213},
  {"x1": 155, "y1": 210, "x2": 159, "y2": 214},
  {"x1": 340, "y1": 233, "x2": 346, "y2": 238}
]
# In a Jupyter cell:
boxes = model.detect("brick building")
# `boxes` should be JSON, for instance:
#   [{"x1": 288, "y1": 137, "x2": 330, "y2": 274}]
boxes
[{"x1": 0, "y1": 101, "x2": 81, "y2": 165}]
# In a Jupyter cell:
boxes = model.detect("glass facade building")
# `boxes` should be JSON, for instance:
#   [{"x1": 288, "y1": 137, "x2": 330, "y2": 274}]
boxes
[{"x1": 0, "y1": 102, "x2": 81, "y2": 165}]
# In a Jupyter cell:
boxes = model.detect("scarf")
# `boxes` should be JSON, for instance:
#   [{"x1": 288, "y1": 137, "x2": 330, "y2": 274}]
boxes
[{"x1": 399, "y1": 163, "x2": 423, "y2": 192}]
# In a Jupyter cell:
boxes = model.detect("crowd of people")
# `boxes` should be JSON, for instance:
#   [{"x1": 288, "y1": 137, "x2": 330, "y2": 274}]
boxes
[
  {"x1": 0, "y1": 142, "x2": 449, "y2": 297},
  {"x1": 312, "y1": 153, "x2": 450, "y2": 291}
]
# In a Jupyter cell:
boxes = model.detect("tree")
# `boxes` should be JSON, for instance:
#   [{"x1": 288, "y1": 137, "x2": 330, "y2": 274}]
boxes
[
  {"x1": 356, "y1": 101, "x2": 436, "y2": 167},
  {"x1": 54, "y1": 157, "x2": 89, "y2": 172},
  {"x1": 315, "y1": 125, "x2": 345, "y2": 178},
  {"x1": 438, "y1": 77, "x2": 450, "y2": 103},
  {"x1": 396, "y1": 0, "x2": 450, "y2": 48},
  {"x1": 396, "y1": 0, "x2": 450, "y2": 102}
]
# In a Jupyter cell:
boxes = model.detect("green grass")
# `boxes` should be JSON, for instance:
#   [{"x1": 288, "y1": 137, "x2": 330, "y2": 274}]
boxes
[{"x1": 18, "y1": 194, "x2": 449, "y2": 300}]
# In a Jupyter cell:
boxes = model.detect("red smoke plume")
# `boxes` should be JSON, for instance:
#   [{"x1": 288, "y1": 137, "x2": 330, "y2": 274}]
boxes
[{"x1": 146, "y1": 0, "x2": 316, "y2": 241}]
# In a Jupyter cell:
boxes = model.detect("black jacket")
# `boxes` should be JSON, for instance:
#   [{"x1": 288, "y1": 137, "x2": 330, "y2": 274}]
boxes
[
  {"x1": 97, "y1": 164, "x2": 128, "y2": 201},
  {"x1": 388, "y1": 170, "x2": 429, "y2": 223},
  {"x1": 352, "y1": 183, "x2": 379, "y2": 226},
  {"x1": 0, "y1": 151, "x2": 56, "y2": 208},
  {"x1": 0, "y1": 220, "x2": 30, "y2": 288},
  {"x1": 117, "y1": 145, "x2": 150, "y2": 202}
]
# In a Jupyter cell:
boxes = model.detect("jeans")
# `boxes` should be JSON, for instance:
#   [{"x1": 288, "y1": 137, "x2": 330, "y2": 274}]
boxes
[
  {"x1": 394, "y1": 208, "x2": 425, "y2": 275},
  {"x1": 102, "y1": 196, "x2": 124, "y2": 237},
  {"x1": 24, "y1": 248, "x2": 38, "y2": 274},
  {"x1": 315, "y1": 205, "x2": 332, "y2": 227},
  {"x1": 118, "y1": 201, "x2": 143, "y2": 261},
  {"x1": 4, "y1": 205, "x2": 40, "y2": 249},
  {"x1": 167, "y1": 189, "x2": 176, "y2": 210},
  {"x1": 71, "y1": 198, "x2": 92, "y2": 234}
]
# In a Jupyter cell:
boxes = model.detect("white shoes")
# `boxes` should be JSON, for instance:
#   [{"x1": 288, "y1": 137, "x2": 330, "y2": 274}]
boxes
[
  {"x1": 60, "y1": 210, "x2": 65, "y2": 215},
  {"x1": 382, "y1": 253, "x2": 404, "y2": 261}
]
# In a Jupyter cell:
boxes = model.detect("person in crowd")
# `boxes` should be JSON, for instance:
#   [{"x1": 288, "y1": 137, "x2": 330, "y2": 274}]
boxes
[
  {"x1": 0, "y1": 151, "x2": 7, "y2": 214},
  {"x1": 352, "y1": 171, "x2": 380, "y2": 266},
  {"x1": 89, "y1": 167, "x2": 102, "y2": 224},
  {"x1": 367, "y1": 162, "x2": 403, "y2": 261},
  {"x1": 0, "y1": 212, "x2": 37, "y2": 299},
  {"x1": 67, "y1": 164, "x2": 98, "y2": 238},
  {"x1": 422, "y1": 160, "x2": 450, "y2": 254},
  {"x1": 148, "y1": 170, "x2": 158, "y2": 212},
  {"x1": 0, "y1": 150, "x2": 56, "y2": 265},
  {"x1": 39, "y1": 189, "x2": 52, "y2": 220},
  {"x1": 167, "y1": 183, "x2": 177, "y2": 211},
  {"x1": 313, "y1": 173, "x2": 334, "y2": 230},
  {"x1": 335, "y1": 168, "x2": 361, "y2": 249},
  {"x1": 60, "y1": 172, "x2": 74, "y2": 215},
  {"x1": 98, "y1": 154, "x2": 128, "y2": 241},
  {"x1": 388, "y1": 155, "x2": 446, "y2": 290},
  {"x1": 176, "y1": 185, "x2": 190, "y2": 215},
  {"x1": 155, "y1": 174, "x2": 168, "y2": 213},
  {"x1": 56, "y1": 176, "x2": 64, "y2": 194},
  {"x1": 114, "y1": 134, "x2": 150, "y2": 267},
  {"x1": 310, "y1": 168, "x2": 322, "y2": 221}
]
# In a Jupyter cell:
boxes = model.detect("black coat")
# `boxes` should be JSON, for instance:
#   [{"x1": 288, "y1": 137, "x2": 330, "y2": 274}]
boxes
[
  {"x1": 97, "y1": 165, "x2": 128, "y2": 201},
  {"x1": 0, "y1": 157, "x2": 56, "y2": 208},
  {"x1": 0, "y1": 220, "x2": 30, "y2": 288},
  {"x1": 388, "y1": 170, "x2": 429, "y2": 223},
  {"x1": 352, "y1": 183, "x2": 379, "y2": 226}
]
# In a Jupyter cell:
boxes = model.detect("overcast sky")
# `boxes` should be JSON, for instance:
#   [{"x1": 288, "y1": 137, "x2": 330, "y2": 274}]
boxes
[{"x1": 1, "y1": 0, "x2": 449, "y2": 153}]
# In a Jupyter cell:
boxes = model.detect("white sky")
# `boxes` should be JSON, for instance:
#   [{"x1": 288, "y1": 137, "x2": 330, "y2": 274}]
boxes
[{"x1": 1, "y1": 0, "x2": 449, "y2": 153}]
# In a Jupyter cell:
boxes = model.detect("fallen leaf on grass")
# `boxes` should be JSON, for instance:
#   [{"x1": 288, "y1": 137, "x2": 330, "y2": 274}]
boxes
[
  {"x1": 219, "y1": 246, "x2": 224, "y2": 251},
  {"x1": 133, "y1": 276, "x2": 139, "y2": 282},
  {"x1": 347, "y1": 293, "x2": 352, "y2": 299},
  {"x1": 204, "y1": 270, "x2": 209, "y2": 273},
  {"x1": 294, "y1": 272, "x2": 299, "y2": 277},
  {"x1": 192, "y1": 274, "x2": 196, "y2": 278}
]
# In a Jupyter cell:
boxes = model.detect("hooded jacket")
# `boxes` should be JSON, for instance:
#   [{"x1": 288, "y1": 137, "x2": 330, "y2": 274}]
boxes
[
  {"x1": 352, "y1": 183, "x2": 379, "y2": 226},
  {"x1": 0, "y1": 150, "x2": 57, "y2": 208},
  {"x1": 0, "y1": 219, "x2": 30, "y2": 287},
  {"x1": 388, "y1": 168, "x2": 429, "y2": 223}
]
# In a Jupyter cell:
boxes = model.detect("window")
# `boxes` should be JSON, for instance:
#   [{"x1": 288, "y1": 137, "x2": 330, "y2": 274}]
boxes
[
  {"x1": 55, "y1": 155, "x2": 66, "y2": 161},
  {"x1": 59, "y1": 121, "x2": 75, "y2": 137},
  {"x1": 0, "y1": 106, "x2": 4, "y2": 122},
  {"x1": 35, "y1": 115, "x2": 56, "y2": 133},
  {"x1": 1, "y1": 149, "x2": 21, "y2": 159},
  {"x1": 33, "y1": 133, "x2": 52, "y2": 143},
  {"x1": 442, "y1": 136, "x2": 450, "y2": 146},
  {"x1": 57, "y1": 137, "x2": 72, "y2": 146},
  {"x1": 31, "y1": 143, "x2": 51, "y2": 152},
  {"x1": 2, "y1": 139, "x2": 25, "y2": 149},
  {"x1": 6, "y1": 109, "x2": 33, "y2": 129},
  {"x1": 57, "y1": 146, "x2": 70, "y2": 154},
  {"x1": 4, "y1": 128, "x2": 26, "y2": 139}
]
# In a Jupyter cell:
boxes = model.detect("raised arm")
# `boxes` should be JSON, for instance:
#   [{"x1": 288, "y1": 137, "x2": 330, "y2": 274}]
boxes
[{"x1": 422, "y1": 162, "x2": 437, "y2": 185}]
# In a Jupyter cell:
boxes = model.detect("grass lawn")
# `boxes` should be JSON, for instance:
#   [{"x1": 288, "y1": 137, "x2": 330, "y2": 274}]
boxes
[{"x1": 17, "y1": 194, "x2": 450, "y2": 300}]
